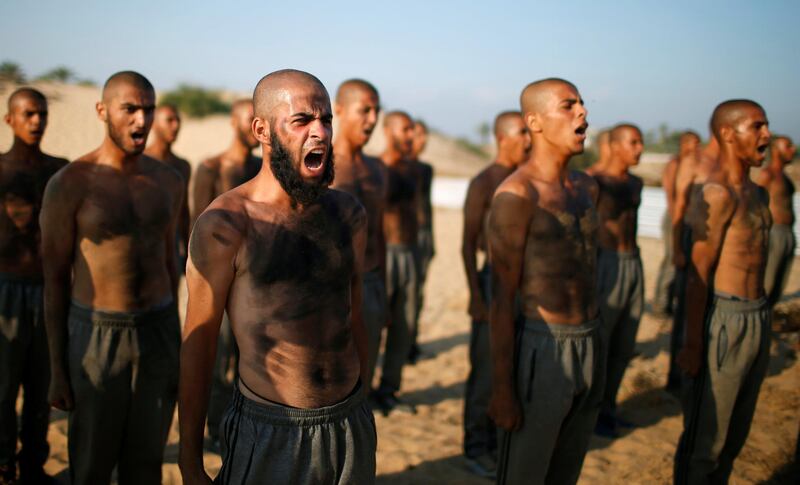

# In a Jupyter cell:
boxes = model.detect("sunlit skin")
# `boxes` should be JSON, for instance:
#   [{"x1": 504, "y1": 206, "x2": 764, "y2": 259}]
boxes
[
  {"x1": 678, "y1": 101, "x2": 772, "y2": 377},
  {"x1": 381, "y1": 112, "x2": 419, "y2": 246},
  {"x1": 585, "y1": 130, "x2": 611, "y2": 176},
  {"x1": 756, "y1": 136, "x2": 796, "y2": 226},
  {"x1": 178, "y1": 70, "x2": 368, "y2": 485},
  {"x1": 462, "y1": 111, "x2": 530, "y2": 322},
  {"x1": 663, "y1": 132, "x2": 701, "y2": 223},
  {"x1": 672, "y1": 135, "x2": 720, "y2": 268},
  {"x1": 191, "y1": 100, "x2": 260, "y2": 223},
  {"x1": 593, "y1": 125, "x2": 644, "y2": 253},
  {"x1": 1, "y1": 90, "x2": 68, "y2": 277},
  {"x1": 332, "y1": 81, "x2": 386, "y2": 275},
  {"x1": 487, "y1": 79, "x2": 597, "y2": 432},
  {"x1": 145, "y1": 105, "x2": 191, "y2": 275},
  {"x1": 40, "y1": 73, "x2": 183, "y2": 411}
]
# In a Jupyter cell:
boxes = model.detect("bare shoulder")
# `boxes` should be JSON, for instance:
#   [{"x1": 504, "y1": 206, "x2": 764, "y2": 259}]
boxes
[
  {"x1": 570, "y1": 169, "x2": 599, "y2": 199},
  {"x1": 363, "y1": 154, "x2": 385, "y2": 175},
  {"x1": 192, "y1": 191, "x2": 249, "y2": 249},
  {"x1": 324, "y1": 188, "x2": 367, "y2": 230},
  {"x1": 142, "y1": 155, "x2": 183, "y2": 188},
  {"x1": 495, "y1": 169, "x2": 532, "y2": 200},
  {"x1": 630, "y1": 173, "x2": 644, "y2": 190},
  {"x1": 172, "y1": 155, "x2": 192, "y2": 179},
  {"x1": 418, "y1": 160, "x2": 433, "y2": 178},
  {"x1": 43, "y1": 153, "x2": 70, "y2": 171}
]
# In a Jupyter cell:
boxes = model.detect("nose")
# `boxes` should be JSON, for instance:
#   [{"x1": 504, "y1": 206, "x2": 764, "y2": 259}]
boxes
[{"x1": 308, "y1": 118, "x2": 331, "y2": 143}]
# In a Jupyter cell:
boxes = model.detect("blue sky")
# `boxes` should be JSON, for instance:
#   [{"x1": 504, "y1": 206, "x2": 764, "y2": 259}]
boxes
[{"x1": 3, "y1": 0, "x2": 798, "y2": 142}]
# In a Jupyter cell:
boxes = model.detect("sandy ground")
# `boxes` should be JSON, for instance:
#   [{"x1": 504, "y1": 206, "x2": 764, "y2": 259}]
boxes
[{"x1": 31, "y1": 207, "x2": 798, "y2": 484}]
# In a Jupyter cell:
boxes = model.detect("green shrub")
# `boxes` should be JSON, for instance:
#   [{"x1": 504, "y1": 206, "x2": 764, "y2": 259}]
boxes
[{"x1": 160, "y1": 84, "x2": 231, "y2": 117}]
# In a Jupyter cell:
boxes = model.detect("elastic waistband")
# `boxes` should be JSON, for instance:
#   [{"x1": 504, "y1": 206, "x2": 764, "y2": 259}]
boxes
[
  {"x1": 712, "y1": 293, "x2": 768, "y2": 313},
  {"x1": 363, "y1": 269, "x2": 382, "y2": 282},
  {"x1": 232, "y1": 381, "x2": 365, "y2": 426},
  {"x1": 0, "y1": 272, "x2": 43, "y2": 285},
  {"x1": 598, "y1": 247, "x2": 640, "y2": 260},
  {"x1": 522, "y1": 317, "x2": 601, "y2": 337},
  {"x1": 69, "y1": 299, "x2": 176, "y2": 327},
  {"x1": 387, "y1": 243, "x2": 415, "y2": 252}
]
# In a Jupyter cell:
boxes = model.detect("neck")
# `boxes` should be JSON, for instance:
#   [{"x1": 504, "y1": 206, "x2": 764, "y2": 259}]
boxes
[
  {"x1": 146, "y1": 136, "x2": 172, "y2": 160},
  {"x1": 226, "y1": 137, "x2": 252, "y2": 162},
  {"x1": 719, "y1": 149, "x2": 748, "y2": 185},
  {"x1": 5, "y1": 137, "x2": 43, "y2": 162},
  {"x1": 98, "y1": 136, "x2": 140, "y2": 170},
  {"x1": 769, "y1": 155, "x2": 786, "y2": 173},
  {"x1": 604, "y1": 157, "x2": 629, "y2": 177},
  {"x1": 334, "y1": 133, "x2": 364, "y2": 162},
  {"x1": 495, "y1": 149, "x2": 519, "y2": 169},
  {"x1": 382, "y1": 145, "x2": 405, "y2": 166},
  {"x1": 527, "y1": 139, "x2": 571, "y2": 182}
]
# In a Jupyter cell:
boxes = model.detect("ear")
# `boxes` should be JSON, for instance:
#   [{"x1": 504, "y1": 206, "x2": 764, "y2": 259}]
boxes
[
  {"x1": 719, "y1": 125, "x2": 734, "y2": 144},
  {"x1": 253, "y1": 116, "x2": 271, "y2": 147},
  {"x1": 96, "y1": 101, "x2": 107, "y2": 122},
  {"x1": 334, "y1": 102, "x2": 343, "y2": 118},
  {"x1": 3, "y1": 113, "x2": 10, "y2": 126},
  {"x1": 525, "y1": 112, "x2": 542, "y2": 134}
]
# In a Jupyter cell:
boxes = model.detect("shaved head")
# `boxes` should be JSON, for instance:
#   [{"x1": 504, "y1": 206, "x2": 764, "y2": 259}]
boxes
[
  {"x1": 710, "y1": 99, "x2": 765, "y2": 139},
  {"x1": 156, "y1": 103, "x2": 178, "y2": 115},
  {"x1": 102, "y1": 71, "x2": 154, "y2": 103},
  {"x1": 383, "y1": 110, "x2": 412, "y2": 128},
  {"x1": 231, "y1": 98, "x2": 253, "y2": 116},
  {"x1": 597, "y1": 130, "x2": 610, "y2": 145},
  {"x1": 680, "y1": 130, "x2": 701, "y2": 144},
  {"x1": 520, "y1": 78, "x2": 578, "y2": 116},
  {"x1": 253, "y1": 69, "x2": 328, "y2": 122},
  {"x1": 415, "y1": 119, "x2": 428, "y2": 133},
  {"x1": 7, "y1": 87, "x2": 46, "y2": 112},
  {"x1": 494, "y1": 111, "x2": 523, "y2": 138},
  {"x1": 335, "y1": 78, "x2": 378, "y2": 106},
  {"x1": 610, "y1": 123, "x2": 642, "y2": 143}
]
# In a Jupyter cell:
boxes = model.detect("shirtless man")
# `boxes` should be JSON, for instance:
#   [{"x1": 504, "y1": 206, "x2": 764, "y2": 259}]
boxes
[
  {"x1": 408, "y1": 120, "x2": 434, "y2": 363},
  {"x1": 591, "y1": 123, "x2": 644, "y2": 438},
  {"x1": 331, "y1": 78, "x2": 386, "y2": 390},
  {"x1": 144, "y1": 104, "x2": 191, "y2": 277},
  {"x1": 191, "y1": 99, "x2": 260, "y2": 218},
  {"x1": 756, "y1": 135, "x2": 796, "y2": 307},
  {"x1": 668, "y1": 130, "x2": 720, "y2": 394},
  {"x1": 674, "y1": 100, "x2": 772, "y2": 485},
  {"x1": 190, "y1": 99, "x2": 260, "y2": 449},
  {"x1": 654, "y1": 131, "x2": 701, "y2": 316},
  {"x1": 371, "y1": 111, "x2": 419, "y2": 415},
  {"x1": 488, "y1": 78, "x2": 600, "y2": 484},
  {"x1": 40, "y1": 71, "x2": 184, "y2": 485},
  {"x1": 0, "y1": 88, "x2": 67, "y2": 484},
  {"x1": 461, "y1": 110, "x2": 530, "y2": 478},
  {"x1": 585, "y1": 129, "x2": 611, "y2": 175},
  {"x1": 179, "y1": 69, "x2": 374, "y2": 485}
]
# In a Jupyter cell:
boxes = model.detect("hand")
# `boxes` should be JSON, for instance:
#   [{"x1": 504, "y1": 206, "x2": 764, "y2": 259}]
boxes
[
  {"x1": 468, "y1": 296, "x2": 488, "y2": 322},
  {"x1": 677, "y1": 344, "x2": 703, "y2": 377},
  {"x1": 181, "y1": 467, "x2": 213, "y2": 485},
  {"x1": 48, "y1": 368, "x2": 74, "y2": 411},
  {"x1": 673, "y1": 248, "x2": 686, "y2": 269},
  {"x1": 488, "y1": 386, "x2": 522, "y2": 432}
]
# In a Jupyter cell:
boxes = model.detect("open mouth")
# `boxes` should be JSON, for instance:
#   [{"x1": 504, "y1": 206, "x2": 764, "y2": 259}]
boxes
[
  {"x1": 574, "y1": 124, "x2": 588, "y2": 138},
  {"x1": 304, "y1": 148, "x2": 325, "y2": 171},
  {"x1": 757, "y1": 144, "x2": 768, "y2": 155},
  {"x1": 30, "y1": 130, "x2": 44, "y2": 137},
  {"x1": 131, "y1": 131, "x2": 146, "y2": 145}
]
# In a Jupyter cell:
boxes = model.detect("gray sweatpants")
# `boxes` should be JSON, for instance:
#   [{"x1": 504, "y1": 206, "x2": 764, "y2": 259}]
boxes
[
  {"x1": 654, "y1": 212, "x2": 676, "y2": 313},
  {"x1": 413, "y1": 228, "x2": 435, "y2": 347},
  {"x1": 463, "y1": 264, "x2": 496, "y2": 458},
  {"x1": 497, "y1": 318, "x2": 604, "y2": 485},
  {"x1": 363, "y1": 270, "x2": 387, "y2": 388},
  {"x1": 379, "y1": 244, "x2": 418, "y2": 393},
  {"x1": 0, "y1": 275, "x2": 49, "y2": 476},
  {"x1": 208, "y1": 312, "x2": 238, "y2": 442},
  {"x1": 596, "y1": 248, "x2": 644, "y2": 414},
  {"x1": 764, "y1": 223, "x2": 796, "y2": 307},
  {"x1": 215, "y1": 383, "x2": 376, "y2": 485},
  {"x1": 674, "y1": 295, "x2": 770, "y2": 485},
  {"x1": 67, "y1": 301, "x2": 180, "y2": 485}
]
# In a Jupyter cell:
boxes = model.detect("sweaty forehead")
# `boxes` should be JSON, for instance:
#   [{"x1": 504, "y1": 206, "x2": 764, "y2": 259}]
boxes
[
  {"x1": 10, "y1": 94, "x2": 46, "y2": 113},
  {"x1": 522, "y1": 80, "x2": 580, "y2": 115},
  {"x1": 106, "y1": 83, "x2": 155, "y2": 105}
]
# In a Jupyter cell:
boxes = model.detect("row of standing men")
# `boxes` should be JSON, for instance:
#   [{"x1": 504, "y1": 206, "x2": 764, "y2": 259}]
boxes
[{"x1": 1, "y1": 70, "x2": 797, "y2": 485}]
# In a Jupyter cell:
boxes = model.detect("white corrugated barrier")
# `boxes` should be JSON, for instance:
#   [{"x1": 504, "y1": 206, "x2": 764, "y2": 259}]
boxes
[{"x1": 432, "y1": 176, "x2": 800, "y2": 254}]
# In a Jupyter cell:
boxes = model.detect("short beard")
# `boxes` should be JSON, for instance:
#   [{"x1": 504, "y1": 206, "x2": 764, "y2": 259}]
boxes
[
  {"x1": 108, "y1": 120, "x2": 145, "y2": 156},
  {"x1": 270, "y1": 131, "x2": 334, "y2": 207}
]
